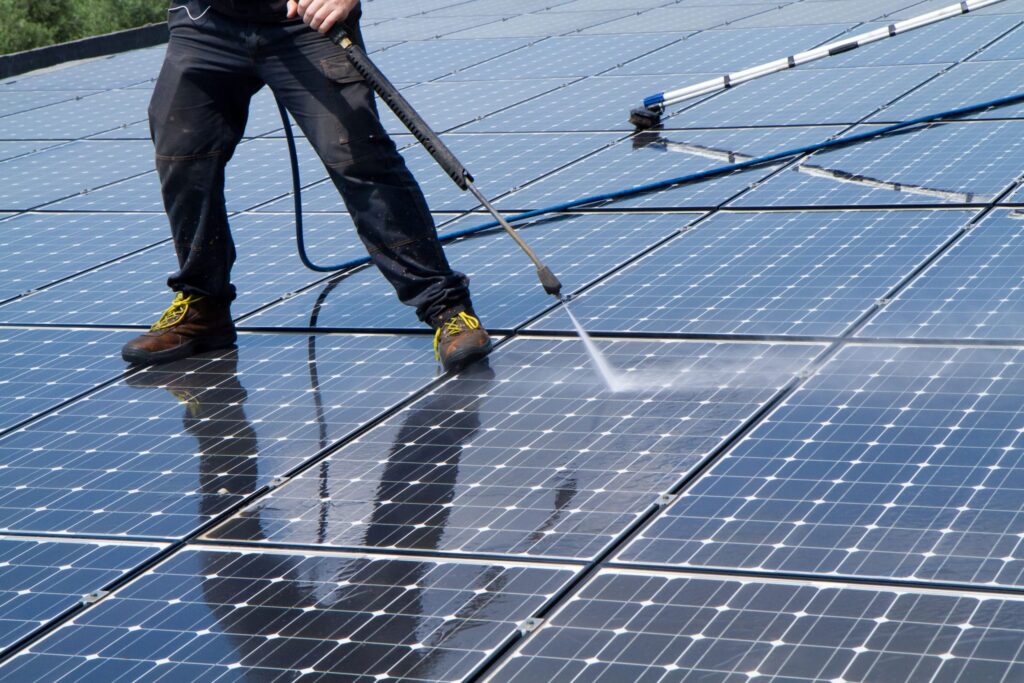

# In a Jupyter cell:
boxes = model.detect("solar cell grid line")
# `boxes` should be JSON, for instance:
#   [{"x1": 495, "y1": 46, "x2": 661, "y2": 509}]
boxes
[
  {"x1": 0, "y1": 328, "x2": 131, "y2": 435},
  {"x1": 529, "y1": 210, "x2": 973, "y2": 339},
  {"x1": 728, "y1": 0, "x2": 969, "y2": 28},
  {"x1": 0, "y1": 140, "x2": 157, "y2": 211},
  {"x1": 240, "y1": 212, "x2": 700, "y2": 332},
  {"x1": 732, "y1": 120, "x2": 1024, "y2": 209},
  {"x1": 485, "y1": 569, "x2": 1024, "y2": 683},
  {"x1": 0, "y1": 89, "x2": 154, "y2": 141},
  {"x1": 0, "y1": 91, "x2": 98, "y2": 120},
  {"x1": 0, "y1": 213, "x2": 171, "y2": 304},
  {"x1": 367, "y1": 37, "x2": 533, "y2": 83},
  {"x1": 871, "y1": 60, "x2": 1024, "y2": 122},
  {"x1": 605, "y1": 24, "x2": 856, "y2": 77},
  {"x1": 974, "y1": 19, "x2": 1024, "y2": 59},
  {"x1": 577, "y1": 4, "x2": 794, "y2": 35},
  {"x1": 664, "y1": 63, "x2": 948, "y2": 128},
  {"x1": 360, "y1": 15, "x2": 511, "y2": 42},
  {"x1": 0, "y1": 536, "x2": 165, "y2": 657},
  {"x1": 444, "y1": 10, "x2": 641, "y2": 39},
  {"x1": 0, "y1": 141, "x2": 67, "y2": 164},
  {"x1": 615, "y1": 342, "x2": 1024, "y2": 590},
  {"x1": 889, "y1": 0, "x2": 1024, "y2": 18},
  {"x1": 206, "y1": 337, "x2": 824, "y2": 561},
  {"x1": 441, "y1": 34, "x2": 684, "y2": 82},
  {"x1": 47, "y1": 135, "x2": 326, "y2": 213},
  {"x1": 497, "y1": 126, "x2": 847, "y2": 212},
  {"x1": 255, "y1": 132, "x2": 620, "y2": 214},
  {"x1": 0, "y1": 333, "x2": 449, "y2": 540},
  {"x1": 0, "y1": 547, "x2": 578, "y2": 682},
  {"x1": 858, "y1": 209, "x2": 1024, "y2": 341}
]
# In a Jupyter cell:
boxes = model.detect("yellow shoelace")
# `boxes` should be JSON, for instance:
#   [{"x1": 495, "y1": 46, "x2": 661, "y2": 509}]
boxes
[
  {"x1": 433, "y1": 311, "x2": 481, "y2": 360},
  {"x1": 151, "y1": 292, "x2": 201, "y2": 330}
]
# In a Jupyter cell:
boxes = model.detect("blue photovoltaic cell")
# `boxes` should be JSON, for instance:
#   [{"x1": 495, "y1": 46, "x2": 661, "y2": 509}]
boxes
[
  {"x1": 734, "y1": 121, "x2": 1024, "y2": 208},
  {"x1": 377, "y1": 78, "x2": 575, "y2": 135},
  {"x1": 0, "y1": 212, "x2": 170, "y2": 302},
  {"x1": 0, "y1": 212, "x2": 367, "y2": 327},
  {"x1": 0, "y1": 89, "x2": 152, "y2": 140},
  {"x1": 458, "y1": 74, "x2": 720, "y2": 132},
  {"x1": 0, "y1": 333, "x2": 443, "y2": 539},
  {"x1": 579, "y1": 5, "x2": 782, "y2": 34},
  {"x1": 804, "y1": 15, "x2": 1016, "y2": 69},
  {"x1": 491, "y1": 569, "x2": 1024, "y2": 683},
  {"x1": 48, "y1": 136, "x2": 325, "y2": 213},
  {"x1": 530, "y1": 210, "x2": 970, "y2": 338},
  {"x1": 0, "y1": 548, "x2": 576, "y2": 682},
  {"x1": 257, "y1": 132, "x2": 616, "y2": 213},
  {"x1": 0, "y1": 91, "x2": 97, "y2": 118},
  {"x1": 207, "y1": 337, "x2": 822, "y2": 560},
  {"x1": 0, "y1": 140, "x2": 156, "y2": 211},
  {"x1": 450, "y1": 10, "x2": 634, "y2": 38},
  {"x1": 618, "y1": 343, "x2": 1024, "y2": 588},
  {"x1": 0, "y1": 537, "x2": 163, "y2": 654},
  {"x1": 870, "y1": 60, "x2": 1024, "y2": 122},
  {"x1": 0, "y1": 48, "x2": 166, "y2": 91},
  {"x1": 859, "y1": 210, "x2": 1024, "y2": 340},
  {"x1": 498, "y1": 126, "x2": 845, "y2": 211},
  {"x1": 729, "y1": 0, "x2": 952, "y2": 28},
  {"x1": 361, "y1": 15, "x2": 509, "y2": 41},
  {"x1": 888, "y1": 0, "x2": 1024, "y2": 19},
  {"x1": 367, "y1": 0, "x2": 480, "y2": 20},
  {"x1": 242, "y1": 212, "x2": 696, "y2": 331},
  {"x1": 0, "y1": 141, "x2": 65, "y2": 164},
  {"x1": 677, "y1": 64, "x2": 944, "y2": 128},
  {"x1": 0, "y1": 328, "x2": 128, "y2": 434},
  {"x1": 975, "y1": 22, "x2": 1024, "y2": 60},
  {"x1": 444, "y1": 34, "x2": 681, "y2": 81},
  {"x1": 369, "y1": 37, "x2": 531, "y2": 82},
  {"x1": 607, "y1": 24, "x2": 851, "y2": 76}
]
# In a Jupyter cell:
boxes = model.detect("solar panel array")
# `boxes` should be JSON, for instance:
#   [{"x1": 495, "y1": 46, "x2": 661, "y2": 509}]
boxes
[{"x1": 2, "y1": 0, "x2": 1024, "y2": 680}]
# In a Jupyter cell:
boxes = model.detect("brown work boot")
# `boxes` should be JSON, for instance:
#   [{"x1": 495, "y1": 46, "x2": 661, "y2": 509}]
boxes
[
  {"x1": 433, "y1": 306, "x2": 493, "y2": 372},
  {"x1": 121, "y1": 292, "x2": 237, "y2": 366}
]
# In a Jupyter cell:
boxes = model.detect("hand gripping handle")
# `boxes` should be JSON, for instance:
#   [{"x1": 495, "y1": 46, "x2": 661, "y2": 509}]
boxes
[{"x1": 326, "y1": 25, "x2": 472, "y2": 190}]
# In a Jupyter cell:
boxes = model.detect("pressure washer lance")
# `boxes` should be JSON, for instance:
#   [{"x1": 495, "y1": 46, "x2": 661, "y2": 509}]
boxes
[{"x1": 326, "y1": 25, "x2": 564, "y2": 300}]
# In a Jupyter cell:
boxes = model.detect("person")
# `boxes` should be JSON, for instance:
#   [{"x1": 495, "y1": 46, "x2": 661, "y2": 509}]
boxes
[{"x1": 120, "y1": 0, "x2": 492, "y2": 372}]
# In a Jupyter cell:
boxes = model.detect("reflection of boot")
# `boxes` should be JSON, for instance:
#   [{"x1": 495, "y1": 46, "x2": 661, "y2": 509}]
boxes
[{"x1": 125, "y1": 349, "x2": 259, "y2": 514}]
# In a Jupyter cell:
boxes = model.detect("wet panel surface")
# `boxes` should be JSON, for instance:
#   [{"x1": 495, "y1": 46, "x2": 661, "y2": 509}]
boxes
[
  {"x1": 619, "y1": 344, "x2": 1024, "y2": 588},
  {"x1": 0, "y1": 548, "x2": 576, "y2": 682},
  {"x1": 491, "y1": 569, "x2": 1024, "y2": 682},
  {"x1": 0, "y1": 334, "x2": 444, "y2": 539},
  {"x1": 207, "y1": 338, "x2": 822, "y2": 560}
]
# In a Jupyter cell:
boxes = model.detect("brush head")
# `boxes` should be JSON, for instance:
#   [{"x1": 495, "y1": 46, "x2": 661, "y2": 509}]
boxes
[
  {"x1": 536, "y1": 265, "x2": 563, "y2": 298},
  {"x1": 630, "y1": 106, "x2": 663, "y2": 130}
]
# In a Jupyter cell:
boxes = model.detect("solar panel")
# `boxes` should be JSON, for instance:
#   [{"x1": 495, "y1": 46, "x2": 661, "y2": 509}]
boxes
[
  {"x1": 579, "y1": 5, "x2": 784, "y2": 34},
  {"x1": 0, "y1": 91, "x2": 97, "y2": 119},
  {"x1": 671, "y1": 64, "x2": 946, "y2": 127},
  {"x1": 870, "y1": 60, "x2": 1024, "y2": 122},
  {"x1": 974, "y1": 22, "x2": 1024, "y2": 60},
  {"x1": 734, "y1": 121, "x2": 1024, "y2": 208},
  {"x1": 859, "y1": 209, "x2": 1024, "y2": 340},
  {"x1": 0, "y1": 142, "x2": 66, "y2": 163},
  {"x1": 48, "y1": 136, "x2": 325, "y2": 213},
  {"x1": 0, "y1": 334, "x2": 445, "y2": 538},
  {"x1": 448, "y1": 11, "x2": 635, "y2": 38},
  {"x1": 0, "y1": 327, "x2": 128, "y2": 434},
  {"x1": 0, "y1": 89, "x2": 152, "y2": 141},
  {"x1": 497, "y1": 126, "x2": 846, "y2": 211},
  {"x1": 607, "y1": 24, "x2": 851, "y2": 76},
  {"x1": 242, "y1": 212, "x2": 697, "y2": 331},
  {"x1": 729, "y1": 0, "x2": 946, "y2": 27},
  {"x1": 207, "y1": 337, "x2": 822, "y2": 560},
  {"x1": 257, "y1": 133, "x2": 617, "y2": 213},
  {"x1": 0, "y1": 212, "x2": 170, "y2": 303},
  {"x1": 0, "y1": 537, "x2": 163, "y2": 654},
  {"x1": 0, "y1": 211, "x2": 369, "y2": 327},
  {"x1": 490, "y1": 569, "x2": 1024, "y2": 682},
  {"x1": 369, "y1": 37, "x2": 532, "y2": 82},
  {"x1": 0, "y1": 48, "x2": 165, "y2": 91},
  {"x1": 0, "y1": 548, "x2": 576, "y2": 682},
  {"x1": 362, "y1": 15, "x2": 509, "y2": 41},
  {"x1": 0, "y1": 140, "x2": 156, "y2": 211},
  {"x1": 619, "y1": 342, "x2": 1024, "y2": 587},
  {"x1": 530, "y1": 209, "x2": 971, "y2": 338},
  {"x1": 889, "y1": 0, "x2": 1024, "y2": 19},
  {"x1": 444, "y1": 34, "x2": 682, "y2": 81}
]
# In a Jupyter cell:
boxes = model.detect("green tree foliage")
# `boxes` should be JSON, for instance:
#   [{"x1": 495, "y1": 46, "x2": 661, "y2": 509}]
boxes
[{"x1": 0, "y1": 0, "x2": 166, "y2": 55}]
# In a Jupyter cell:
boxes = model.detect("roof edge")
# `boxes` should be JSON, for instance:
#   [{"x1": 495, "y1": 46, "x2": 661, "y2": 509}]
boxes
[{"x1": 0, "y1": 22, "x2": 169, "y2": 81}]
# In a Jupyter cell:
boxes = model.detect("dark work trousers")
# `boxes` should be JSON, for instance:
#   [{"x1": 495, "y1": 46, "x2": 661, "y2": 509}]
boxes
[{"x1": 150, "y1": 1, "x2": 471, "y2": 326}]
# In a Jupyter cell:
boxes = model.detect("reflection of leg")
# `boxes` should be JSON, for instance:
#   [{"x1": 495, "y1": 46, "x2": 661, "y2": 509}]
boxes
[
  {"x1": 363, "y1": 364, "x2": 494, "y2": 549},
  {"x1": 125, "y1": 350, "x2": 260, "y2": 529},
  {"x1": 259, "y1": 20, "x2": 471, "y2": 325}
]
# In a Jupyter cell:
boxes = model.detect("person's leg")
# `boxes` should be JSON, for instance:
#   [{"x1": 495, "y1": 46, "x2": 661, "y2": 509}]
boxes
[
  {"x1": 151, "y1": 2, "x2": 263, "y2": 301},
  {"x1": 123, "y1": 2, "x2": 263, "y2": 365},
  {"x1": 258, "y1": 17, "x2": 475, "y2": 327}
]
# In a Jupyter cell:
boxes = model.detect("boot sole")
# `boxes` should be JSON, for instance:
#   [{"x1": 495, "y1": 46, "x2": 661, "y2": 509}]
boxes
[
  {"x1": 121, "y1": 335, "x2": 237, "y2": 366},
  {"x1": 440, "y1": 338, "x2": 494, "y2": 373}
]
